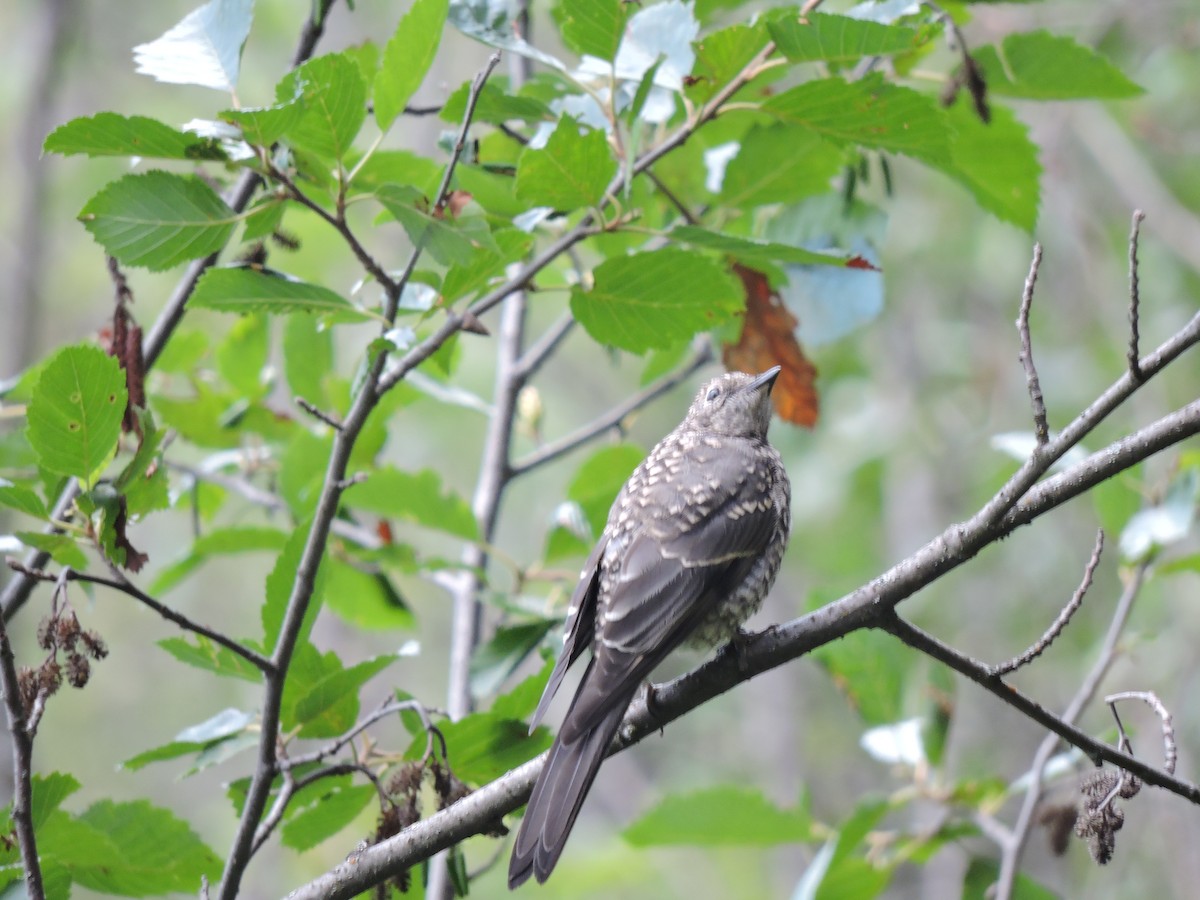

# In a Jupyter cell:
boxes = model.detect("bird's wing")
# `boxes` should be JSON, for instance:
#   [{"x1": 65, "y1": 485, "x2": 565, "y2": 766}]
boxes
[
  {"x1": 559, "y1": 468, "x2": 780, "y2": 741},
  {"x1": 528, "y1": 535, "x2": 605, "y2": 733}
]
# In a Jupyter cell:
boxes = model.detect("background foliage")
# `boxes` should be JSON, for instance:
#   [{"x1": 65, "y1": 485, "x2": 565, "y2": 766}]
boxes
[{"x1": 2, "y1": 0, "x2": 1199, "y2": 898}]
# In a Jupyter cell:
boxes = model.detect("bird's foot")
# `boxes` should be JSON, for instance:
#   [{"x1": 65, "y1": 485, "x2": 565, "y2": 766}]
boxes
[{"x1": 720, "y1": 628, "x2": 756, "y2": 675}]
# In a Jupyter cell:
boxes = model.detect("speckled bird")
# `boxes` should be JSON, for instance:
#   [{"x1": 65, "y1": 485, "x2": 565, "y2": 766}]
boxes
[{"x1": 508, "y1": 366, "x2": 791, "y2": 888}]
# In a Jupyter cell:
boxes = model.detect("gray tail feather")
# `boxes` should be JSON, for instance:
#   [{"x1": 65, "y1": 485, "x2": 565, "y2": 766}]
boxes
[{"x1": 508, "y1": 690, "x2": 633, "y2": 889}]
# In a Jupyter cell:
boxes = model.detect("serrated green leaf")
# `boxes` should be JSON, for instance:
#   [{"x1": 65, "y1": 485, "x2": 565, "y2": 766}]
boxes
[
  {"x1": 719, "y1": 123, "x2": 843, "y2": 208},
  {"x1": 278, "y1": 52, "x2": 367, "y2": 161},
  {"x1": 813, "y1": 629, "x2": 907, "y2": 726},
  {"x1": 123, "y1": 708, "x2": 254, "y2": 771},
  {"x1": 570, "y1": 248, "x2": 742, "y2": 353},
  {"x1": 79, "y1": 171, "x2": 237, "y2": 271},
  {"x1": 375, "y1": 0, "x2": 449, "y2": 130},
  {"x1": 515, "y1": 118, "x2": 617, "y2": 210},
  {"x1": 190, "y1": 267, "x2": 370, "y2": 319},
  {"x1": 624, "y1": 786, "x2": 811, "y2": 846},
  {"x1": 438, "y1": 712, "x2": 551, "y2": 784},
  {"x1": 151, "y1": 526, "x2": 288, "y2": 594},
  {"x1": 688, "y1": 23, "x2": 768, "y2": 102},
  {"x1": 440, "y1": 78, "x2": 554, "y2": 126},
  {"x1": 973, "y1": 31, "x2": 1143, "y2": 100},
  {"x1": 43, "y1": 113, "x2": 227, "y2": 160},
  {"x1": 769, "y1": 12, "x2": 920, "y2": 63},
  {"x1": 343, "y1": 466, "x2": 478, "y2": 539},
  {"x1": 291, "y1": 654, "x2": 398, "y2": 738},
  {"x1": 27, "y1": 345, "x2": 126, "y2": 487},
  {"x1": 283, "y1": 314, "x2": 334, "y2": 407},
  {"x1": 470, "y1": 622, "x2": 557, "y2": 698},
  {"x1": 30, "y1": 773, "x2": 82, "y2": 830},
  {"x1": 221, "y1": 99, "x2": 304, "y2": 147},
  {"x1": 216, "y1": 312, "x2": 269, "y2": 397},
  {"x1": 440, "y1": 228, "x2": 534, "y2": 303},
  {"x1": 157, "y1": 635, "x2": 263, "y2": 682},
  {"x1": 281, "y1": 783, "x2": 377, "y2": 850},
  {"x1": 375, "y1": 184, "x2": 491, "y2": 266},
  {"x1": 69, "y1": 800, "x2": 222, "y2": 895},
  {"x1": 569, "y1": 444, "x2": 644, "y2": 536},
  {"x1": 764, "y1": 74, "x2": 951, "y2": 164},
  {"x1": 132, "y1": 0, "x2": 253, "y2": 92},
  {"x1": 324, "y1": 560, "x2": 415, "y2": 632},
  {"x1": 931, "y1": 102, "x2": 1041, "y2": 231},
  {"x1": 0, "y1": 482, "x2": 48, "y2": 519},
  {"x1": 449, "y1": 0, "x2": 568, "y2": 73},
  {"x1": 963, "y1": 857, "x2": 1058, "y2": 900},
  {"x1": 672, "y1": 225, "x2": 851, "y2": 267},
  {"x1": 555, "y1": 0, "x2": 630, "y2": 59},
  {"x1": 14, "y1": 531, "x2": 89, "y2": 570},
  {"x1": 350, "y1": 149, "x2": 443, "y2": 196}
]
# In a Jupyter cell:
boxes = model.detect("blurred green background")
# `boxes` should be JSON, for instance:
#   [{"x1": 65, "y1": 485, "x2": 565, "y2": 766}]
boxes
[{"x1": 3, "y1": 1, "x2": 1200, "y2": 897}]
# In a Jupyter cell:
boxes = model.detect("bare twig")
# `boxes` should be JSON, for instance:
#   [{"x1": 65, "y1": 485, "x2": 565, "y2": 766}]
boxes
[
  {"x1": 995, "y1": 560, "x2": 1149, "y2": 899},
  {"x1": 990, "y1": 530, "x2": 1104, "y2": 677},
  {"x1": 1127, "y1": 209, "x2": 1146, "y2": 380},
  {"x1": 282, "y1": 698, "x2": 443, "y2": 770},
  {"x1": 296, "y1": 396, "x2": 343, "y2": 430},
  {"x1": 513, "y1": 313, "x2": 575, "y2": 381},
  {"x1": 1107, "y1": 691, "x2": 1176, "y2": 776},
  {"x1": 1017, "y1": 243, "x2": 1050, "y2": 446},
  {"x1": 509, "y1": 341, "x2": 714, "y2": 477},
  {"x1": 217, "y1": 52, "x2": 504, "y2": 900},
  {"x1": 0, "y1": 611, "x2": 44, "y2": 898},
  {"x1": 7, "y1": 562, "x2": 274, "y2": 674}
]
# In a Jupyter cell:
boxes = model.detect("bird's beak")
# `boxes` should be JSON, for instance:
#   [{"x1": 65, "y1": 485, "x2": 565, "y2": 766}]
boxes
[{"x1": 745, "y1": 365, "x2": 781, "y2": 394}]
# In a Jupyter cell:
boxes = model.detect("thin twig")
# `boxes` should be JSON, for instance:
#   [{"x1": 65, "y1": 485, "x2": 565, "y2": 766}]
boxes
[
  {"x1": 1127, "y1": 209, "x2": 1146, "y2": 380},
  {"x1": 509, "y1": 341, "x2": 714, "y2": 477},
  {"x1": 217, "y1": 52, "x2": 504, "y2": 900},
  {"x1": 296, "y1": 396, "x2": 343, "y2": 430},
  {"x1": 990, "y1": 529, "x2": 1104, "y2": 676},
  {"x1": 513, "y1": 313, "x2": 575, "y2": 381},
  {"x1": 0, "y1": 609, "x2": 44, "y2": 898},
  {"x1": 1017, "y1": 243, "x2": 1050, "y2": 446},
  {"x1": 1107, "y1": 691, "x2": 1176, "y2": 776},
  {"x1": 7, "y1": 562, "x2": 274, "y2": 674},
  {"x1": 994, "y1": 560, "x2": 1149, "y2": 900},
  {"x1": 283, "y1": 698, "x2": 442, "y2": 770}
]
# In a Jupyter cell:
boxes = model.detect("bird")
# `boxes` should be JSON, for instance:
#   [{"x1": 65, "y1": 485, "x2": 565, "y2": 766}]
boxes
[{"x1": 508, "y1": 366, "x2": 791, "y2": 889}]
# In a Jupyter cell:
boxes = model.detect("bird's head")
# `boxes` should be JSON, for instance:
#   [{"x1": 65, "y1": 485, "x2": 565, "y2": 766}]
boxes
[{"x1": 684, "y1": 367, "x2": 780, "y2": 439}]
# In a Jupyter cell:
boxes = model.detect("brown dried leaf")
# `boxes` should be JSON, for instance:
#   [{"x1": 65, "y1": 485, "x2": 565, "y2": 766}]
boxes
[{"x1": 723, "y1": 264, "x2": 819, "y2": 427}]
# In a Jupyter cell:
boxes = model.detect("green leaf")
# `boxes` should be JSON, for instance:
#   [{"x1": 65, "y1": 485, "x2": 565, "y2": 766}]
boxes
[
  {"x1": 491, "y1": 657, "x2": 554, "y2": 721},
  {"x1": 569, "y1": 444, "x2": 644, "y2": 536},
  {"x1": 813, "y1": 629, "x2": 907, "y2": 726},
  {"x1": 343, "y1": 466, "x2": 479, "y2": 539},
  {"x1": 440, "y1": 228, "x2": 534, "y2": 303},
  {"x1": 963, "y1": 858, "x2": 1058, "y2": 900},
  {"x1": 973, "y1": 31, "x2": 1143, "y2": 100},
  {"x1": 624, "y1": 786, "x2": 811, "y2": 846},
  {"x1": 720, "y1": 123, "x2": 843, "y2": 208},
  {"x1": 290, "y1": 654, "x2": 398, "y2": 738},
  {"x1": 688, "y1": 23, "x2": 769, "y2": 102},
  {"x1": 132, "y1": 0, "x2": 253, "y2": 92},
  {"x1": 216, "y1": 313, "x2": 269, "y2": 398},
  {"x1": 157, "y1": 635, "x2": 262, "y2": 682},
  {"x1": 555, "y1": 0, "x2": 631, "y2": 59},
  {"x1": 278, "y1": 52, "x2": 367, "y2": 161},
  {"x1": 350, "y1": 149, "x2": 443, "y2": 196},
  {"x1": 324, "y1": 560, "x2": 415, "y2": 632},
  {"x1": 763, "y1": 74, "x2": 951, "y2": 164},
  {"x1": 769, "y1": 13, "x2": 920, "y2": 63},
  {"x1": 440, "y1": 78, "x2": 554, "y2": 126},
  {"x1": 79, "y1": 171, "x2": 237, "y2": 271},
  {"x1": 470, "y1": 622, "x2": 557, "y2": 698},
  {"x1": 283, "y1": 314, "x2": 334, "y2": 407},
  {"x1": 438, "y1": 712, "x2": 551, "y2": 784},
  {"x1": 515, "y1": 118, "x2": 617, "y2": 210},
  {"x1": 570, "y1": 247, "x2": 743, "y2": 353},
  {"x1": 815, "y1": 856, "x2": 892, "y2": 900},
  {"x1": 27, "y1": 345, "x2": 127, "y2": 488},
  {"x1": 0, "y1": 481, "x2": 48, "y2": 519},
  {"x1": 30, "y1": 773, "x2": 82, "y2": 829},
  {"x1": 375, "y1": 0, "x2": 449, "y2": 130},
  {"x1": 375, "y1": 184, "x2": 490, "y2": 267},
  {"x1": 123, "y1": 708, "x2": 255, "y2": 771},
  {"x1": 449, "y1": 0, "x2": 568, "y2": 73},
  {"x1": 190, "y1": 267, "x2": 370, "y2": 319},
  {"x1": 221, "y1": 99, "x2": 304, "y2": 147},
  {"x1": 671, "y1": 225, "x2": 851, "y2": 267},
  {"x1": 69, "y1": 800, "x2": 222, "y2": 895},
  {"x1": 43, "y1": 113, "x2": 226, "y2": 160},
  {"x1": 14, "y1": 532, "x2": 89, "y2": 570},
  {"x1": 931, "y1": 103, "x2": 1041, "y2": 231},
  {"x1": 281, "y1": 783, "x2": 376, "y2": 850},
  {"x1": 151, "y1": 526, "x2": 289, "y2": 594}
]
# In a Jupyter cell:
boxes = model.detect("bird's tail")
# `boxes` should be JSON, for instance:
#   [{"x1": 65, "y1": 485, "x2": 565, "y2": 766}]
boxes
[{"x1": 508, "y1": 685, "x2": 635, "y2": 889}]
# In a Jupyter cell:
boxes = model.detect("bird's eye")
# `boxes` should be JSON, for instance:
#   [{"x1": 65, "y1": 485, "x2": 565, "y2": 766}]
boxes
[{"x1": 706, "y1": 386, "x2": 721, "y2": 402}]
